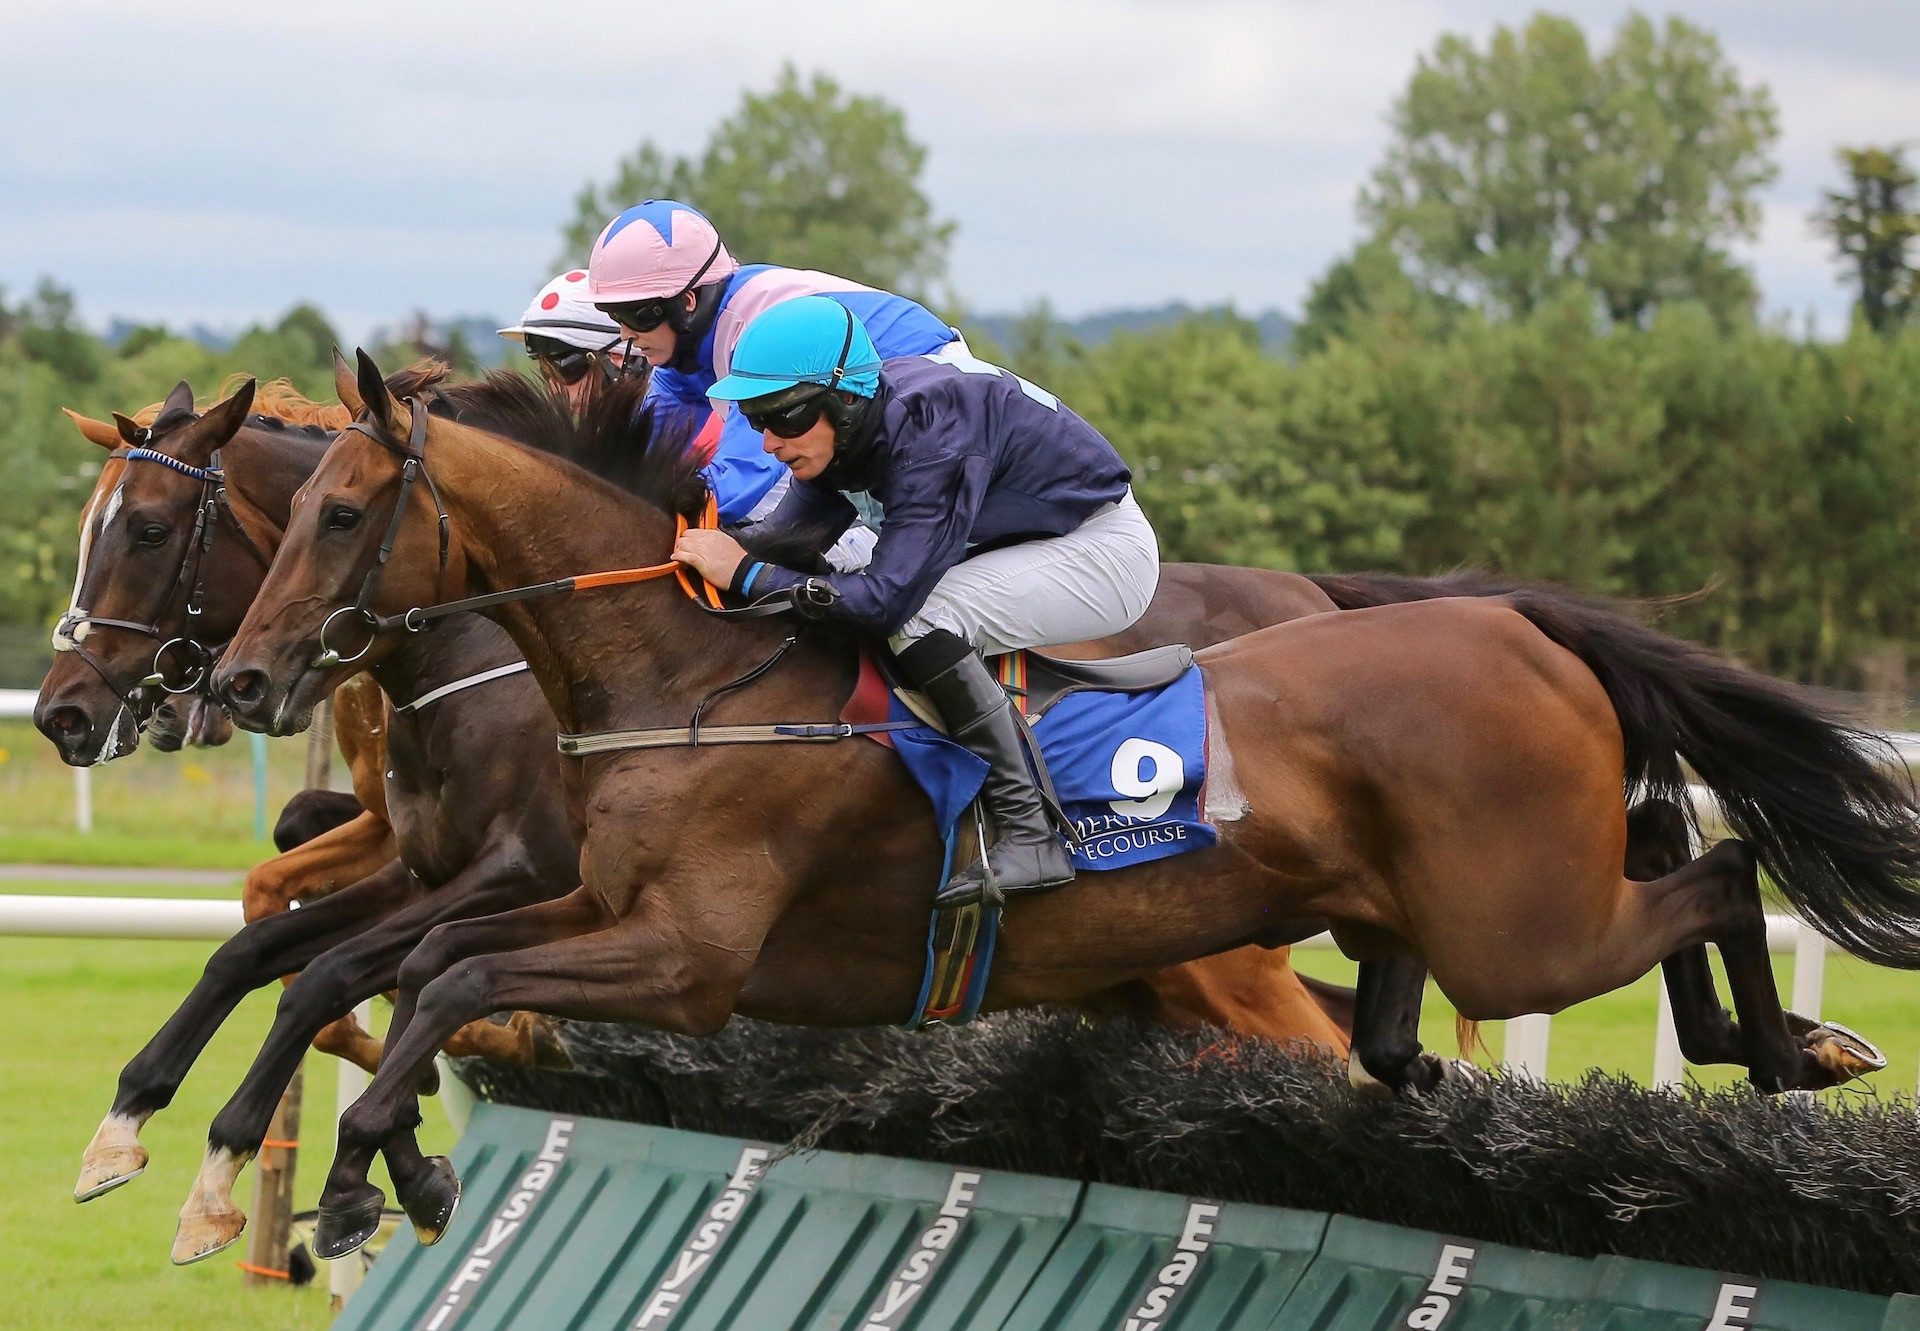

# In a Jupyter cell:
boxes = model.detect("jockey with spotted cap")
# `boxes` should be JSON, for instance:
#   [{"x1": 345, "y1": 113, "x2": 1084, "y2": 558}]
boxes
[
  {"x1": 673, "y1": 297, "x2": 1161, "y2": 908},
  {"x1": 586, "y1": 199, "x2": 960, "y2": 533},
  {"x1": 498, "y1": 270, "x2": 641, "y2": 409}
]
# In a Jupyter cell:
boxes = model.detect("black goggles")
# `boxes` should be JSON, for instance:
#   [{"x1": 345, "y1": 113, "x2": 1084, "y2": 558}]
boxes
[
  {"x1": 604, "y1": 299, "x2": 677, "y2": 334},
  {"x1": 524, "y1": 336, "x2": 604, "y2": 385},
  {"x1": 743, "y1": 388, "x2": 831, "y2": 439}
]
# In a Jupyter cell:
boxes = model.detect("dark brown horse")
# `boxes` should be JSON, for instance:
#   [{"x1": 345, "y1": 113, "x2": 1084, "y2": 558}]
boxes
[
  {"x1": 43, "y1": 383, "x2": 580, "y2": 1264},
  {"x1": 215, "y1": 357, "x2": 1920, "y2": 1257},
  {"x1": 48, "y1": 404, "x2": 402, "y2": 1024}
]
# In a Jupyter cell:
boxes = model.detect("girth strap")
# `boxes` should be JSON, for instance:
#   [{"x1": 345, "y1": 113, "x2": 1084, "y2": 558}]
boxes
[
  {"x1": 393, "y1": 660, "x2": 531, "y2": 715},
  {"x1": 557, "y1": 719, "x2": 916, "y2": 757}
]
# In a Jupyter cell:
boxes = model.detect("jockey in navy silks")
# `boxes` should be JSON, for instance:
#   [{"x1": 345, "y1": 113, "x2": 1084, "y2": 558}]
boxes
[
  {"x1": 672, "y1": 296, "x2": 1162, "y2": 907},
  {"x1": 585, "y1": 199, "x2": 958, "y2": 550}
]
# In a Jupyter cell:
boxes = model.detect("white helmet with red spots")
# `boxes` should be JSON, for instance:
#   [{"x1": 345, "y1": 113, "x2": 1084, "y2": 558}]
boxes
[{"x1": 498, "y1": 269, "x2": 625, "y2": 352}]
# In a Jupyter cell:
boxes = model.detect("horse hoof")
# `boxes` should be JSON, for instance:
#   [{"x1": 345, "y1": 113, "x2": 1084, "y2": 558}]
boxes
[
  {"x1": 1806, "y1": 1020, "x2": 1887, "y2": 1083},
  {"x1": 314, "y1": 1189, "x2": 388, "y2": 1261},
  {"x1": 75, "y1": 1144, "x2": 148, "y2": 1203},
  {"x1": 172, "y1": 1205, "x2": 247, "y2": 1265},
  {"x1": 414, "y1": 1060, "x2": 441, "y2": 1098},
  {"x1": 530, "y1": 1017, "x2": 573, "y2": 1071},
  {"x1": 395, "y1": 1152, "x2": 458, "y2": 1244},
  {"x1": 1437, "y1": 1057, "x2": 1490, "y2": 1089},
  {"x1": 400, "y1": 1157, "x2": 461, "y2": 1247},
  {"x1": 1347, "y1": 1057, "x2": 1394, "y2": 1100}
]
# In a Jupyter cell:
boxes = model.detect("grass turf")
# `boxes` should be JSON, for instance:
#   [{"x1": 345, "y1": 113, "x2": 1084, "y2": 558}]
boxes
[
  {"x1": 4, "y1": 927, "x2": 455, "y2": 1331},
  {"x1": 0, "y1": 718, "x2": 310, "y2": 869},
  {"x1": 10, "y1": 918, "x2": 1920, "y2": 1329}
]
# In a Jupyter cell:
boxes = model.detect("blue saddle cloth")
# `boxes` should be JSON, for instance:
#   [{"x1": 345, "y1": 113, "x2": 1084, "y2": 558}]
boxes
[{"x1": 887, "y1": 664, "x2": 1216, "y2": 873}]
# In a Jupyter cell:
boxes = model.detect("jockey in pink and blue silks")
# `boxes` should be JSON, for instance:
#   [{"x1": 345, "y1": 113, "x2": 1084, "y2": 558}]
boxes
[{"x1": 585, "y1": 198, "x2": 960, "y2": 530}]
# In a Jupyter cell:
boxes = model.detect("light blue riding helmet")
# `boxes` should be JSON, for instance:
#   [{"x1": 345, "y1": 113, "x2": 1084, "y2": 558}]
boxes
[{"x1": 707, "y1": 295, "x2": 882, "y2": 403}]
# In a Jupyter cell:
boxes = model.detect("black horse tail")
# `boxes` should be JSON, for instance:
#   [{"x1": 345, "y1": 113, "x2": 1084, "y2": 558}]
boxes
[{"x1": 1310, "y1": 572, "x2": 1920, "y2": 969}]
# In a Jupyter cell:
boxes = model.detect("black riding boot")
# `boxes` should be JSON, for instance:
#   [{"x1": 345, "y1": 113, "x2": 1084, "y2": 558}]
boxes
[{"x1": 894, "y1": 630, "x2": 1076, "y2": 907}]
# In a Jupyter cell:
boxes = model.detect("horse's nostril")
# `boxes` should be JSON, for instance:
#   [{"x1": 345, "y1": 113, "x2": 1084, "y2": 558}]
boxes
[
  {"x1": 44, "y1": 706, "x2": 90, "y2": 742},
  {"x1": 226, "y1": 671, "x2": 265, "y2": 708}
]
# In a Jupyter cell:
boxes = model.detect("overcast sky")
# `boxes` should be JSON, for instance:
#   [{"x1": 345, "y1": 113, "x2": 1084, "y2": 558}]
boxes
[{"x1": 3, "y1": 1, "x2": 1914, "y2": 342}]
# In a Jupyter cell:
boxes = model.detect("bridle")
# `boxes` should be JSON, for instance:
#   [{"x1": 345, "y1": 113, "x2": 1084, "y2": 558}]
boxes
[
  {"x1": 308, "y1": 396, "x2": 849, "y2": 744},
  {"x1": 313, "y1": 395, "x2": 830, "y2": 671},
  {"x1": 313, "y1": 395, "x2": 450, "y2": 668},
  {"x1": 307, "y1": 387, "x2": 918, "y2": 757},
  {"x1": 53, "y1": 418, "x2": 274, "y2": 714}
]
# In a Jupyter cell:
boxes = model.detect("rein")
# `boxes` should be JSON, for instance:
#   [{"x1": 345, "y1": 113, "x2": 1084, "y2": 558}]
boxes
[
  {"x1": 325, "y1": 400, "x2": 902, "y2": 755},
  {"x1": 315, "y1": 402, "x2": 822, "y2": 668},
  {"x1": 54, "y1": 437, "x2": 274, "y2": 709}
]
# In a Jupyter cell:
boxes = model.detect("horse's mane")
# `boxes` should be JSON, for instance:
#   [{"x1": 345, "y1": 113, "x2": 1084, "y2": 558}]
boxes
[
  {"x1": 427, "y1": 370, "x2": 710, "y2": 520},
  {"x1": 129, "y1": 360, "x2": 452, "y2": 433},
  {"x1": 420, "y1": 370, "x2": 838, "y2": 575}
]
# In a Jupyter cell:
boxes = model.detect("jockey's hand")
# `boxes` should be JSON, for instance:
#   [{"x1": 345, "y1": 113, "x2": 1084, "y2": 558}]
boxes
[{"x1": 673, "y1": 528, "x2": 747, "y2": 589}]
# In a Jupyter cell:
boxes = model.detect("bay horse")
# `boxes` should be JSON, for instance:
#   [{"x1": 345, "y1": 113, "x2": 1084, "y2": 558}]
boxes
[
  {"x1": 46, "y1": 371, "x2": 1397, "y2": 1262},
  {"x1": 214, "y1": 355, "x2": 1920, "y2": 1257}
]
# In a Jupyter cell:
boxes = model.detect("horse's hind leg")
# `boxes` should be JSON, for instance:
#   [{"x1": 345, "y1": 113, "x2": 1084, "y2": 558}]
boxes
[
  {"x1": 1706, "y1": 851, "x2": 1885, "y2": 1092},
  {"x1": 1587, "y1": 837, "x2": 1879, "y2": 1093},
  {"x1": 1625, "y1": 800, "x2": 1746, "y2": 1067},
  {"x1": 1351, "y1": 797, "x2": 1692, "y2": 1096}
]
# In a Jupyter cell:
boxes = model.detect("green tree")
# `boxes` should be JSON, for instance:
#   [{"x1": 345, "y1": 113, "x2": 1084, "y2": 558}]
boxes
[
  {"x1": 1058, "y1": 314, "x2": 1425, "y2": 570},
  {"x1": 15, "y1": 279, "x2": 103, "y2": 384},
  {"x1": 1817, "y1": 145, "x2": 1920, "y2": 333},
  {"x1": 559, "y1": 66, "x2": 954, "y2": 294},
  {"x1": 1361, "y1": 12, "x2": 1777, "y2": 326},
  {"x1": 1293, "y1": 239, "x2": 1458, "y2": 355}
]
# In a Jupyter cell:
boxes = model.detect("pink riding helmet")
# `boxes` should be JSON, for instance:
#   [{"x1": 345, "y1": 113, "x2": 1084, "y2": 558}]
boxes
[{"x1": 586, "y1": 199, "x2": 740, "y2": 303}]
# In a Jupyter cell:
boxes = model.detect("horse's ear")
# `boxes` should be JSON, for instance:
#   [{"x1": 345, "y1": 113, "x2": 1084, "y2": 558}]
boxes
[
  {"x1": 111, "y1": 412, "x2": 146, "y2": 446},
  {"x1": 62, "y1": 409, "x2": 123, "y2": 451},
  {"x1": 333, "y1": 348, "x2": 362, "y2": 415},
  {"x1": 354, "y1": 349, "x2": 395, "y2": 430},
  {"x1": 161, "y1": 381, "x2": 196, "y2": 420},
  {"x1": 173, "y1": 379, "x2": 256, "y2": 464}
]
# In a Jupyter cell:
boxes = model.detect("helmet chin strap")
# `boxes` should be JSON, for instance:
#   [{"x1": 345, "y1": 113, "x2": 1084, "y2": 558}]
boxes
[{"x1": 668, "y1": 282, "x2": 725, "y2": 373}]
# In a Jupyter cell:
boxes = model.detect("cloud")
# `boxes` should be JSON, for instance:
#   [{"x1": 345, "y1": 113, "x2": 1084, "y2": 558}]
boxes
[{"x1": 1, "y1": 0, "x2": 1896, "y2": 331}]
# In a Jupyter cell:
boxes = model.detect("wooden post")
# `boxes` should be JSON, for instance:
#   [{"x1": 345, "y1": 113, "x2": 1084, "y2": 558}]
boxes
[
  {"x1": 243, "y1": 697, "x2": 333, "y2": 1288},
  {"x1": 244, "y1": 1066, "x2": 303, "y2": 1286}
]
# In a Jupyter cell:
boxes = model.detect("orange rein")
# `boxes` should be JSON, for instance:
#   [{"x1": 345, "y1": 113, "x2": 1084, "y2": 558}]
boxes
[{"x1": 566, "y1": 495, "x2": 726, "y2": 611}]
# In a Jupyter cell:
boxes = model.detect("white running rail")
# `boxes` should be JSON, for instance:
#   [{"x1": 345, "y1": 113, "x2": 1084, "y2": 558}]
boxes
[{"x1": 0, "y1": 893, "x2": 1841, "y2": 1088}]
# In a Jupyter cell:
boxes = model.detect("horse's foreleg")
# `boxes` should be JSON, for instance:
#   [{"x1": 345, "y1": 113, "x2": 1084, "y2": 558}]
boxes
[
  {"x1": 174, "y1": 862, "x2": 564, "y2": 1263},
  {"x1": 244, "y1": 809, "x2": 398, "y2": 1073},
  {"x1": 1133, "y1": 947, "x2": 1352, "y2": 1055},
  {"x1": 1347, "y1": 956, "x2": 1442, "y2": 1093},
  {"x1": 75, "y1": 859, "x2": 412, "y2": 1205},
  {"x1": 242, "y1": 810, "x2": 395, "y2": 919},
  {"x1": 314, "y1": 887, "x2": 610, "y2": 1259}
]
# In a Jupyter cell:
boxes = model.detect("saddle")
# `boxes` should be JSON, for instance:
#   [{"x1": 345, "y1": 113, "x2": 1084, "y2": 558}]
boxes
[{"x1": 867, "y1": 644, "x2": 1196, "y2": 731}]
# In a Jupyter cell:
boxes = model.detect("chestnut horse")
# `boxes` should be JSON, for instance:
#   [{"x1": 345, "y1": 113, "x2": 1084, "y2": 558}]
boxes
[
  {"x1": 215, "y1": 357, "x2": 1920, "y2": 1257},
  {"x1": 47, "y1": 373, "x2": 1408, "y2": 1261}
]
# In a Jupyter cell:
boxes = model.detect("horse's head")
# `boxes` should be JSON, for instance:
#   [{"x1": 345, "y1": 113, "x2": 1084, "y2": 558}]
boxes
[
  {"x1": 35, "y1": 380, "x2": 259, "y2": 765},
  {"x1": 215, "y1": 351, "x2": 458, "y2": 735},
  {"x1": 146, "y1": 694, "x2": 236, "y2": 752}
]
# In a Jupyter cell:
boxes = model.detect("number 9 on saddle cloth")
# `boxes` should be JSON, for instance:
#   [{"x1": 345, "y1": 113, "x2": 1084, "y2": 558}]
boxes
[{"x1": 852, "y1": 647, "x2": 1218, "y2": 877}]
